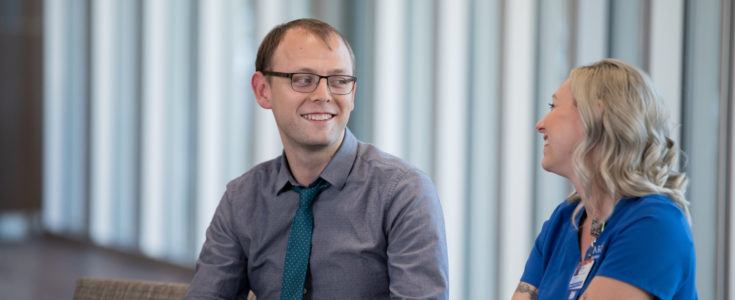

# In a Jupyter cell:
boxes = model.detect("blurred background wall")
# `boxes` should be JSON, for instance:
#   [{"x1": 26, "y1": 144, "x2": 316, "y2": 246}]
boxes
[
  {"x1": 2, "y1": 0, "x2": 734, "y2": 299},
  {"x1": 0, "y1": 0, "x2": 42, "y2": 226}
]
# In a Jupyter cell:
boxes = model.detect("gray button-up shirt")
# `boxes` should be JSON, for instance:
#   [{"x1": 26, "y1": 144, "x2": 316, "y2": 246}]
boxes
[{"x1": 185, "y1": 129, "x2": 448, "y2": 300}]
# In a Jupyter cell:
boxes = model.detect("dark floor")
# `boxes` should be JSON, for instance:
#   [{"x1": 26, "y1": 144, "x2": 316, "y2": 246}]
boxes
[{"x1": 0, "y1": 234, "x2": 194, "y2": 300}]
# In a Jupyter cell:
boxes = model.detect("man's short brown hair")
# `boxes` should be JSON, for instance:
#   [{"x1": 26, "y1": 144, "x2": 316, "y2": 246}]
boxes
[{"x1": 255, "y1": 18, "x2": 356, "y2": 73}]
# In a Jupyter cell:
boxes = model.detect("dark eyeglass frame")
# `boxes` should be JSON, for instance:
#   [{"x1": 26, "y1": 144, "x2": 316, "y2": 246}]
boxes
[{"x1": 262, "y1": 71, "x2": 357, "y2": 95}]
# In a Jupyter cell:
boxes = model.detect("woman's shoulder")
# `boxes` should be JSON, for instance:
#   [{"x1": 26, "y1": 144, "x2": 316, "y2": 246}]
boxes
[
  {"x1": 617, "y1": 194, "x2": 688, "y2": 224},
  {"x1": 597, "y1": 194, "x2": 696, "y2": 299},
  {"x1": 541, "y1": 199, "x2": 580, "y2": 230},
  {"x1": 610, "y1": 194, "x2": 693, "y2": 244}
]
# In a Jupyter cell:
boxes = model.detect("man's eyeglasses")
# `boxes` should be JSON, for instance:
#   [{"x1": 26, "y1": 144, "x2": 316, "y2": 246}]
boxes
[{"x1": 262, "y1": 71, "x2": 357, "y2": 95}]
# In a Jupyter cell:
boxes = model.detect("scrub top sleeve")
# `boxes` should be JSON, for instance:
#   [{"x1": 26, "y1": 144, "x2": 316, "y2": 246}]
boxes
[
  {"x1": 594, "y1": 204, "x2": 695, "y2": 299},
  {"x1": 520, "y1": 218, "x2": 553, "y2": 287}
]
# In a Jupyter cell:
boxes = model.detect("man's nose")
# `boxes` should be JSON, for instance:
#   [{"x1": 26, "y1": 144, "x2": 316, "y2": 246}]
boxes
[{"x1": 311, "y1": 77, "x2": 332, "y2": 101}]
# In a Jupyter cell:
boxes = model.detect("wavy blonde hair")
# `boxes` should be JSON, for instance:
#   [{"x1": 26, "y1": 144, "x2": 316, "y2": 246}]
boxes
[{"x1": 567, "y1": 59, "x2": 690, "y2": 223}]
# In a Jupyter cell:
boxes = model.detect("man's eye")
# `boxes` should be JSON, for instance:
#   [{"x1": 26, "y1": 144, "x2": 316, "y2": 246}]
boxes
[
  {"x1": 293, "y1": 76, "x2": 315, "y2": 86},
  {"x1": 331, "y1": 77, "x2": 353, "y2": 86}
]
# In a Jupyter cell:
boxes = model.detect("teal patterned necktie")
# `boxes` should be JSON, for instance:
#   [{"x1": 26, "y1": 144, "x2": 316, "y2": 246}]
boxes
[{"x1": 280, "y1": 178, "x2": 329, "y2": 300}]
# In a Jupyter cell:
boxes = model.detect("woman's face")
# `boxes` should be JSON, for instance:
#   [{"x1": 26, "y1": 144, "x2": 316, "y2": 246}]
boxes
[{"x1": 535, "y1": 79, "x2": 585, "y2": 179}]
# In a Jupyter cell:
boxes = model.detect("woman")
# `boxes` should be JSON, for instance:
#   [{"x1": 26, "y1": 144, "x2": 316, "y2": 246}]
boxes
[{"x1": 512, "y1": 59, "x2": 696, "y2": 299}]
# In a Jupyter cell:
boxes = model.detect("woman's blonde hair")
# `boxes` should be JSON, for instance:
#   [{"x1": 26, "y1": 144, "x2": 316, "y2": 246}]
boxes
[{"x1": 567, "y1": 59, "x2": 690, "y2": 222}]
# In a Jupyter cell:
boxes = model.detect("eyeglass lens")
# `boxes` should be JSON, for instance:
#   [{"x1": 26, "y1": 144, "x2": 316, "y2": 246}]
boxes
[{"x1": 290, "y1": 73, "x2": 354, "y2": 94}]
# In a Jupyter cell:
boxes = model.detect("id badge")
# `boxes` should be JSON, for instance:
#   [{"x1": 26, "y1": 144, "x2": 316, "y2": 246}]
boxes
[{"x1": 567, "y1": 258, "x2": 594, "y2": 299}]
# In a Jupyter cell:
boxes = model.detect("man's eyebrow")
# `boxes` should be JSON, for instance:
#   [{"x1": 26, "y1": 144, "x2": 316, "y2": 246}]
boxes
[
  {"x1": 293, "y1": 67, "x2": 351, "y2": 75},
  {"x1": 328, "y1": 68, "x2": 349, "y2": 75},
  {"x1": 293, "y1": 67, "x2": 318, "y2": 73}
]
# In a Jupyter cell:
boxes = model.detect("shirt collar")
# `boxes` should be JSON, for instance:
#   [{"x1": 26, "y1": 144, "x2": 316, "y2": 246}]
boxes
[{"x1": 275, "y1": 128, "x2": 358, "y2": 194}]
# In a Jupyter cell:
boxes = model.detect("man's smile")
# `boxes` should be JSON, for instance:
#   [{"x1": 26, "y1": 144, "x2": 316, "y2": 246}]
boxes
[{"x1": 301, "y1": 113, "x2": 335, "y2": 121}]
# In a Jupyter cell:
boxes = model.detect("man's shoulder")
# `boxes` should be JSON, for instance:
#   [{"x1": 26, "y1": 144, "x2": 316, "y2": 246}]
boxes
[
  {"x1": 355, "y1": 142, "x2": 430, "y2": 181},
  {"x1": 224, "y1": 156, "x2": 282, "y2": 193}
]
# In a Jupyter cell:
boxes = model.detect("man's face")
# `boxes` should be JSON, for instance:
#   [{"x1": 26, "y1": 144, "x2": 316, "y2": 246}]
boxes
[{"x1": 253, "y1": 28, "x2": 355, "y2": 154}]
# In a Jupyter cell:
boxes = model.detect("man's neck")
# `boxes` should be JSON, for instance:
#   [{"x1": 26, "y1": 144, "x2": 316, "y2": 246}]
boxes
[{"x1": 283, "y1": 138, "x2": 344, "y2": 186}]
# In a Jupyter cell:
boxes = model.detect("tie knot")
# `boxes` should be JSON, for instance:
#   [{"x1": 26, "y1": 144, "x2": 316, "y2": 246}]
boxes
[{"x1": 291, "y1": 178, "x2": 330, "y2": 206}]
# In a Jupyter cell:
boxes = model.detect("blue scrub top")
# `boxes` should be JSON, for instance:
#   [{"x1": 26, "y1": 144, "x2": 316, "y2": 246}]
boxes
[{"x1": 520, "y1": 194, "x2": 697, "y2": 299}]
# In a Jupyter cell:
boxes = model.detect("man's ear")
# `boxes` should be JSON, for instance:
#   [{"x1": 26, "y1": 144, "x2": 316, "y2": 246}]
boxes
[{"x1": 252, "y1": 71, "x2": 272, "y2": 109}]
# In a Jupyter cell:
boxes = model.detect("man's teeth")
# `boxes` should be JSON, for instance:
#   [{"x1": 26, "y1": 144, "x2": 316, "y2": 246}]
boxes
[{"x1": 303, "y1": 113, "x2": 332, "y2": 121}]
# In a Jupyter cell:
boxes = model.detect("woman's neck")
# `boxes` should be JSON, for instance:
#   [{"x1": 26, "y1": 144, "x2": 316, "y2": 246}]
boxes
[{"x1": 571, "y1": 177, "x2": 616, "y2": 221}]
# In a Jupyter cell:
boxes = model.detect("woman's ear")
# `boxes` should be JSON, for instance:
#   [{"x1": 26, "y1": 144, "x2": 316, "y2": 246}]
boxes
[{"x1": 252, "y1": 72, "x2": 272, "y2": 109}]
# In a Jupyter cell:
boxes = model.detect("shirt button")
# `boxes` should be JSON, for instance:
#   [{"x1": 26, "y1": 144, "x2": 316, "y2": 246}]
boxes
[{"x1": 303, "y1": 288, "x2": 308, "y2": 295}]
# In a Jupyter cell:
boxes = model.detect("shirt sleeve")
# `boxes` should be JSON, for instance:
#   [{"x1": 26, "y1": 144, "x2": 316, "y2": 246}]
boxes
[
  {"x1": 184, "y1": 190, "x2": 249, "y2": 300},
  {"x1": 520, "y1": 217, "x2": 552, "y2": 287},
  {"x1": 385, "y1": 170, "x2": 449, "y2": 300},
  {"x1": 594, "y1": 201, "x2": 696, "y2": 299}
]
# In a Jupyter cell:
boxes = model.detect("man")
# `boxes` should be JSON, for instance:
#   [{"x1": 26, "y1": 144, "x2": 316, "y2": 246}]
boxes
[{"x1": 185, "y1": 18, "x2": 448, "y2": 300}]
